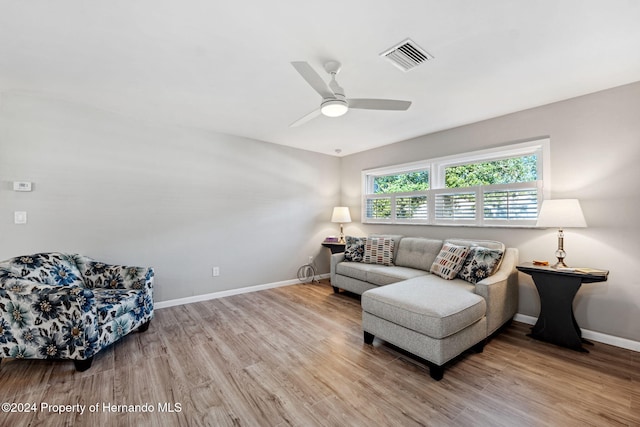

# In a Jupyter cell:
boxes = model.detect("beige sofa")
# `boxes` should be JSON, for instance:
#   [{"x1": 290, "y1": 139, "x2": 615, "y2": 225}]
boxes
[{"x1": 330, "y1": 235, "x2": 518, "y2": 380}]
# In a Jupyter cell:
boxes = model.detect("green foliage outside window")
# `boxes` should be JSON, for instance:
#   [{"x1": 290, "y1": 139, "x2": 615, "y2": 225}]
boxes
[
  {"x1": 445, "y1": 155, "x2": 537, "y2": 188},
  {"x1": 373, "y1": 171, "x2": 429, "y2": 194}
]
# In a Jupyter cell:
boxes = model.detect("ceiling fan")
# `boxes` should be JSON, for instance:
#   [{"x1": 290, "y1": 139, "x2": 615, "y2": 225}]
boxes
[{"x1": 290, "y1": 60, "x2": 412, "y2": 127}]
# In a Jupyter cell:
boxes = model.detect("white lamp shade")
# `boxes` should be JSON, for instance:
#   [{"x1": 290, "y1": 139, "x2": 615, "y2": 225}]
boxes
[
  {"x1": 536, "y1": 199, "x2": 587, "y2": 228},
  {"x1": 331, "y1": 207, "x2": 352, "y2": 223}
]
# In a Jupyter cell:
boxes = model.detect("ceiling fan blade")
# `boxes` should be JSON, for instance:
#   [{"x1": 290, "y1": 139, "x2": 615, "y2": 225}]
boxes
[
  {"x1": 348, "y1": 99, "x2": 412, "y2": 111},
  {"x1": 291, "y1": 61, "x2": 334, "y2": 99},
  {"x1": 290, "y1": 108, "x2": 322, "y2": 127}
]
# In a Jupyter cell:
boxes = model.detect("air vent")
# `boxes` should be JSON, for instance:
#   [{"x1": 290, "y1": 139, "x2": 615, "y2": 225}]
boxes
[{"x1": 380, "y1": 38, "x2": 434, "y2": 72}]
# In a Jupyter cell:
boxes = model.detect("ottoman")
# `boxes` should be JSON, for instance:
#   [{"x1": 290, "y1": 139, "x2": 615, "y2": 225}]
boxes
[{"x1": 361, "y1": 276, "x2": 488, "y2": 380}]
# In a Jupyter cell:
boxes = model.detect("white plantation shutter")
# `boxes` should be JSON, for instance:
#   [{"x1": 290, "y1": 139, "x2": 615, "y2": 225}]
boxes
[
  {"x1": 363, "y1": 183, "x2": 541, "y2": 226},
  {"x1": 482, "y1": 182, "x2": 542, "y2": 225},
  {"x1": 365, "y1": 194, "x2": 429, "y2": 223},
  {"x1": 396, "y1": 196, "x2": 428, "y2": 221},
  {"x1": 361, "y1": 139, "x2": 549, "y2": 227},
  {"x1": 434, "y1": 190, "x2": 477, "y2": 224},
  {"x1": 365, "y1": 197, "x2": 392, "y2": 221}
]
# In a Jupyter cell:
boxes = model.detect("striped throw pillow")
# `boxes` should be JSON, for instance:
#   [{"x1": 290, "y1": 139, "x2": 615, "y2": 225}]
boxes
[
  {"x1": 363, "y1": 237, "x2": 395, "y2": 266},
  {"x1": 430, "y1": 243, "x2": 470, "y2": 279}
]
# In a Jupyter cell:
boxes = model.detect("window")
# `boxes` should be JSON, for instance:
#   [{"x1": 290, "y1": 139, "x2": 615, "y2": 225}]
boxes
[
  {"x1": 364, "y1": 170, "x2": 429, "y2": 222},
  {"x1": 362, "y1": 139, "x2": 549, "y2": 227}
]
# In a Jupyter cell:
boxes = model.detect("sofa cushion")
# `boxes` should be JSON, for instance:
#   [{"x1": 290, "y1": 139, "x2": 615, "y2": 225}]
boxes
[
  {"x1": 430, "y1": 243, "x2": 469, "y2": 279},
  {"x1": 457, "y1": 247, "x2": 504, "y2": 284},
  {"x1": 94, "y1": 288, "x2": 145, "y2": 324},
  {"x1": 336, "y1": 262, "x2": 428, "y2": 285},
  {"x1": 336, "y1": 261, "x2": 376, "y2": 282},
  {"x1": 344, "y1": 236, "x2": 366, "y2": 262},
  {"x1": 395, "y1": 237, "x2": 443, "y2": 271},
  {"x1": 362, "y1": 276, "x2": 484, "y2": 339},
  {"x1": 363, "y1": 237, "x2": 395, "y2": 266},
  {"x1": 366, "y1": 266, "x2": 429, "y2": 286}
]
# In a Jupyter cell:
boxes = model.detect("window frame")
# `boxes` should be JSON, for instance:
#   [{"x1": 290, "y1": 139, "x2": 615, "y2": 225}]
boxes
[{"x1": 361, "y1": 138, "x2": 550, "y2": 227}]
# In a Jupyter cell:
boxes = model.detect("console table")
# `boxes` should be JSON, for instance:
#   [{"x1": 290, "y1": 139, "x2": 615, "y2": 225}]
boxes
[{"x1": 517, "y1": 263, "x2": 608, "y2": 352}]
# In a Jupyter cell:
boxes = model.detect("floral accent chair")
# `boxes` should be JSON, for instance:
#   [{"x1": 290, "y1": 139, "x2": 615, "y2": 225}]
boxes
[{"x1": 0, "y1": 252, "x2": 154, "y2": 371}]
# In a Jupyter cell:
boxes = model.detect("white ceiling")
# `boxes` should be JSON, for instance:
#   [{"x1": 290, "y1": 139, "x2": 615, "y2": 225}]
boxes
[{"x1": 1, "y1": 1, "x2": 639, "y2": 157}]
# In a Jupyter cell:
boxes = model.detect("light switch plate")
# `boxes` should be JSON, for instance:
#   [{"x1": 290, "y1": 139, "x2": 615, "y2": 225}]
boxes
[{"x1": 14, "y1": 211, "x2": 27, "y2": 224}]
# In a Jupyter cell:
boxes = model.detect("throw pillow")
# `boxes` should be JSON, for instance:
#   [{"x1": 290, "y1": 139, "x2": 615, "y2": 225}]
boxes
[
  {"x1": 430, "y1": 243, "x2": 469, "y2": 280},
  {"x1": 344, "y1": 236, "x2": 367, "y2": 262},
  {"x1": 363, "y1": 237, "x2": 395, "y2": 266},
  {"x1": 457, "y1": 247, "x2": 504, "y2": 284}
]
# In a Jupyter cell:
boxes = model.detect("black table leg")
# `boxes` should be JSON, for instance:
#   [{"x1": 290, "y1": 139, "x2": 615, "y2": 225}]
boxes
[{"x1": 528, "y1": 272, "x2": 587, "y2": 352}]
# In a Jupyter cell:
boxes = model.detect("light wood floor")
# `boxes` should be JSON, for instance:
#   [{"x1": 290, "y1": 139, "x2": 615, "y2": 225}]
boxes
[{"x1": 1, "y1": 280, "x2": 638, "y2": 426}]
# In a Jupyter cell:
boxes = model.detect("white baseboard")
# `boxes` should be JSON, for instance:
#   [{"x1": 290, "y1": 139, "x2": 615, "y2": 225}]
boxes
[
  {"x1": 155, "y1": 273, "x2": 330, "y2": 310},
  {"x1": 514, "y1": 313, "x2": 640, "y2": 352}
]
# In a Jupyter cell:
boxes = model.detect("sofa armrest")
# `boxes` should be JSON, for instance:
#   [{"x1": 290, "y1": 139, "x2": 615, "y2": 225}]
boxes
[
  {"x1": 0, "y1": 278, "x2": 99, "y2": 360},
  {"x1": 97, "y1": 265, "x2": 153, "y2": 291},
  {"x1": 76, "y1": 256, "x2": 154, "y2": 291},
  {"x1": 474, "y1": 247, "x2": 519, "y2": 335},
  {"x1": 330, "y1": 252, "x2": 346, "y2": 284}
]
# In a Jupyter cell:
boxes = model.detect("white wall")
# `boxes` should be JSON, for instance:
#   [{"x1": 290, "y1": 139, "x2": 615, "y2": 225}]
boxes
[
  {"x1": 0, "y1": 93, "x2": 340, "y2": 302},
  {"x1": 2, "y1": 83, "x2": 638, "y2": 343},
  {"x1": 340, "y1": 81, "x2": 640, "y2": 342}
]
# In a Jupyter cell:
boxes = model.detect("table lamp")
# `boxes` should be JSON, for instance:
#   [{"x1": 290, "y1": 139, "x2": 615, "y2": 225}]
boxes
[
  {"x1": 536, "y1": 199, "x2": 587, "y2": 268},
  {"x1": 331, "y1": 207, "x2": 351, "y2": 244}
]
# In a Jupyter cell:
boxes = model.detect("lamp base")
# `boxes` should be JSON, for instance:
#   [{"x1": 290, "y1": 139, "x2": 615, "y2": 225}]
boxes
[
  {"x1": 338, "y1": 224, "x2": 345, "y2": 244},
  {"x1": 552, "y1": 230, "x2": 568, "y2": 268},
  {"x1": 552, "y1": 259, "x2": 568, "y2": 269}
]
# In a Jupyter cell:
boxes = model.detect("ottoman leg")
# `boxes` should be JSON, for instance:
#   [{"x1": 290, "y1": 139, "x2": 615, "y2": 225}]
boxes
[
  {"x1": 363, "y1": 331, "x2": 375, "y2": 345},
  {"x1": 472, "y1": 338, "x2": 486, "y2": 353}
]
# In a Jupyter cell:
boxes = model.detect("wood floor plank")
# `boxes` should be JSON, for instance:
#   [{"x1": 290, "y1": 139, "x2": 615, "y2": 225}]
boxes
[{"x1": 1, "y1": 280, "x2": 638, "y2": 426}]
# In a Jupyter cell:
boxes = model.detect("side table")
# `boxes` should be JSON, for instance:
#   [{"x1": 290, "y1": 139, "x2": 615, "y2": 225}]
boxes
[
  {"x1": 322, "y1": 241, "x2": 345, "y2": 293},
  {"x1": 321, "y1": 241, "x2": 345, "y2": 254},
  {"x1": 516, "y1": 263, "x2": 608, "y2": 352}
]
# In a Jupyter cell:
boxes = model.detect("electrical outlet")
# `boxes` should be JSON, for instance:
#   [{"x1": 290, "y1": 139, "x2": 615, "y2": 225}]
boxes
[
  {"x1": 212, "y1": 267, "x2": 220, "y2": 277},
  {"x1": 308, "y1": 256, "x2": 313, "y2": 264}
]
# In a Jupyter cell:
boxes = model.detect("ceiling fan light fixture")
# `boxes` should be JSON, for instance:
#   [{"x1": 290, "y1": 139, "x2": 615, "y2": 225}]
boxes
[
  {"x1": 321, "y1": 99, "x2": 348, "y2": 117},
  {"x1": 290, "y1": 60, "x2": 412, "y2": 127}
]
